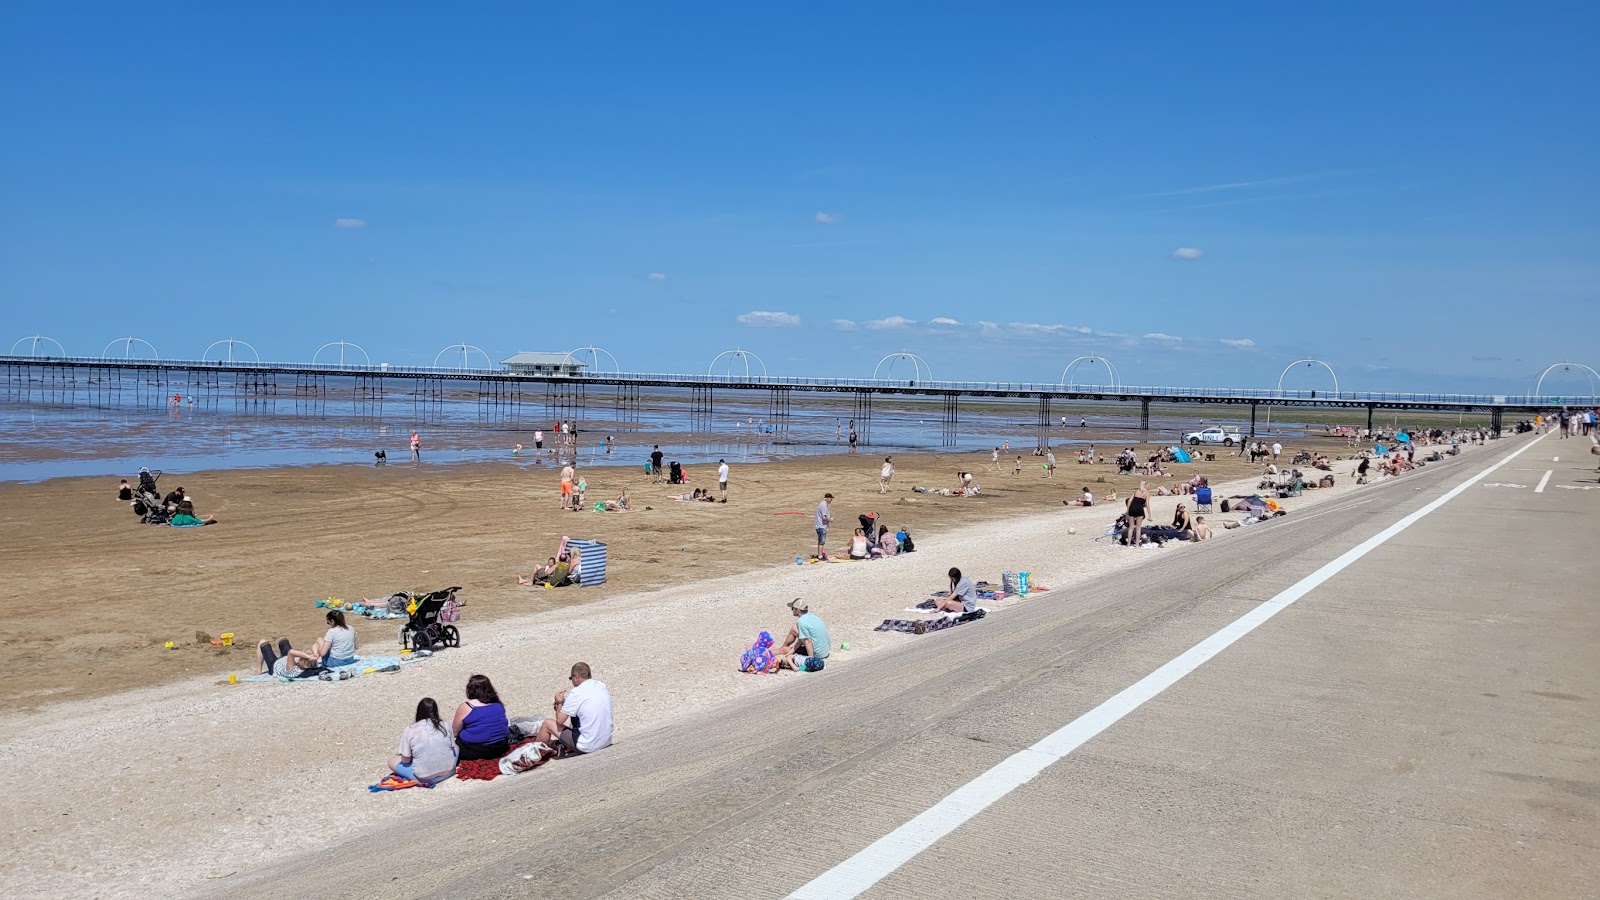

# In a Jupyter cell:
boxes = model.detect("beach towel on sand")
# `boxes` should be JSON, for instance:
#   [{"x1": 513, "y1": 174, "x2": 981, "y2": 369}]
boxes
[
  {"x1": 242, "y1": 655, "x2": 407, "y2": 684},
  {"x1": 368, "y1": 773, "x2": 445, "y2": 792}
]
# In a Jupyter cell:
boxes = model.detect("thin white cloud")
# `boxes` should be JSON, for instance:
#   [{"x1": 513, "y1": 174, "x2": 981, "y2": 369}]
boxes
[
  {"x1": 1143, "y1": 332, "x2": 1183, "y2": 342},
  {"x1": 977, "y1": 320, "x2": 1000, "y2": 336},
  {"x1": 736, "y1": 310, "x2": 801, "y2": 327},
  {"x1": 334, "y1": 218, "x2": 366, "y2": 229},
  {"x1": 1009, "y1": 322, "x2": 1095, "y2": 335},
  {"x1": 815, "y1": 211, "x2": 842, "y2": 225},
  {"x1": 1220, "y1": 338, "x2": 1256, "y2": 349},
  {"x1": 929, "y1": 317, "x2": 962, "y2": 326},
  {"x1": 647, "y1": 272, "x2": 667, "y2": 281},
  {"x1": 831, "y1": 319, "x2": 858, "y2": 331},
  {"x1": 1136, "y1": 173, "x2": 1330, "y2": 199},
  {"x1": 1171, "y1": 247, "x2": 1204, "y2": 260},
  {"x1": 867, "y1": 315, "x2": 916, "y2": 330}
]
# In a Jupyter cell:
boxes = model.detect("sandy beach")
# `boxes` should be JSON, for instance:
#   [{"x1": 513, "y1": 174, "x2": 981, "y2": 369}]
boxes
[{"x1": 0, "y1": 433, "x2": 1443, "y2": 897}]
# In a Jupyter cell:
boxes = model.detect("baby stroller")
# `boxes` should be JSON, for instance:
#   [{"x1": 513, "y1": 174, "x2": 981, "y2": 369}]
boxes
[
  {"x1": 668, "y1": 461, "x2": 684, "y2": 484},
  {"x1": 398, "y1": 586, "x2": 463, "y2": 651},
  {"x1": 130, "y1": 468, "x2": 169, "y2": 524}
]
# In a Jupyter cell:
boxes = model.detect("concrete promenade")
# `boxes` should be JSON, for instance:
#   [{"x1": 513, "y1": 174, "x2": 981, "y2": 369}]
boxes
[{"x1": 229, "y1": 432, "x2": 1598, "y2": 899}]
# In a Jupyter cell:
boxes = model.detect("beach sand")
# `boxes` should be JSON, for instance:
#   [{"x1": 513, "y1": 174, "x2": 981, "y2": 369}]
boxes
[{"x1": 0, "y1": 434, "x2": 1417, "y2": 896}]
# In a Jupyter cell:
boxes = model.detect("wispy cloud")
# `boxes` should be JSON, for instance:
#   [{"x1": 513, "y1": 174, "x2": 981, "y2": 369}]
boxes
[
  {"x1": 1143, "y1": 332, "x2": 1183, "y2": 342},
  {"x1": 867, "y1": 315, "x2": 915, "y2": 330},
  {"x1": 1135, "y1": 174, "x2": 1329, "y2": 199},
  {"x1": 334, "y1": 218, "x2": 366, "y2": 229},
  {"x1": 1170, "y1": 247, "x2": 1204, "y2": 260},
  {"x1": 1220, "y1": 338, "x2": 1256, "y2": 349},
  {"x1": 977, "y1": 320, "x2": 1000, "y2": 336},
  {"x1": 1010, "y1": 322, "x2": 1094, "y2": 336},
  {"x1": 736, "y1": 310, "x2": 801, "y2": 327},
  {"x1": 815, "y1": 211, "x2": 842, "y2": 225},
  {"x1": 929, "y1": 317, "x2": 962, "y2": 326},
  {"x1": 831, "y1": 318, "x2": 857, "y2": 331},
  {"x1": 647, "y1": 272, "x2": 667, "y2": 281}
]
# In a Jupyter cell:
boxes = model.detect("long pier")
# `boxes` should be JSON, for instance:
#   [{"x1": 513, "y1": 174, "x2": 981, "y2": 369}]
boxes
[{"x1": 3, "y1": 355, "x2": 1591, "y2": 446}]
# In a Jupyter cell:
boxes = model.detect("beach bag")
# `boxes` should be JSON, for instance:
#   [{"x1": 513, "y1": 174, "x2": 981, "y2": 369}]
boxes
[
  {"x1": 386, "y1": 594, "x2": 409, "y2": 614},
  {"x1": 1001, "y1": 572, "x2": 1020, "y2": 595},
  {"x1": 900, "y1": 533, "x2": 915, "y2": 553},
  {"x1": 439, "y1": 599, "x2": 461, "y2": 623},
  {"x1": 739, "y1": 631, "x2": 775, "y2": 674}
]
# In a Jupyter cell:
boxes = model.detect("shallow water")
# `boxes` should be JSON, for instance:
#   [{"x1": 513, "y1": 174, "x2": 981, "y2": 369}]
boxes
[{"x1": 0, "y1": 381, "x2": 1307, "y2": 482}]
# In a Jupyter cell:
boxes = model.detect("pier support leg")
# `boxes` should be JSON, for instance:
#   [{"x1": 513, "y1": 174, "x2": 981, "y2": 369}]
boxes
[
  {"x1": 1036, "y1": 396, "x2": 1051, "y2": 450},
  {"x1": 1490, "y1": 407, "x2": 1502, "y2": 438},
  {"x1": 1249, "y1": 402, "x2": 1258, "y2": 440},
  {"x1": 1140, "y1": 397, "x2": 1151, "y2": 434},
  {"x1": 1366, "y1": 404, "x2": 1375, "y2": 435},
  {"x1": 853, "y1": 391, "x2": 873, "y2": 445}
]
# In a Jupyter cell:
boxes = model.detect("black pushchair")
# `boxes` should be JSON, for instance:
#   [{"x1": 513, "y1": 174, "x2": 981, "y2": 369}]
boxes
[
  {"x1": 130, "y1": 468, "x2": 170, "y2": 524},
  {"x1": 668, "y1": 461, "x2": 684, "y2": 484},
  {"x1": 397, "y1": 587, "x2": 463, "y2": 651}
]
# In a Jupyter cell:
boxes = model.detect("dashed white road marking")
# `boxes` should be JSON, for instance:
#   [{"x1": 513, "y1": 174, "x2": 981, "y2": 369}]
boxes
[{"x1": 1535, "y1": 471, "x2": 1553, "y2": 493}]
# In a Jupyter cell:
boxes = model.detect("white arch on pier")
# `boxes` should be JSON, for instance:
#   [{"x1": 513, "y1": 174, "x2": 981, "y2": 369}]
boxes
[
  {"x1": 709, "y1": 348, "x2": 768, "y2": 378},
  {"x1": 101, "y1": 336, "x2": 160, "y2": 359},
  {"x1": 433, "y1": 343, "x2": 495, "y2": 369},
  {"x1": 313, "y1": 341, "x2": 371, "y2": 367},
  {"x1": 1059, "y1": 355, "x2": 1120, "y2": 389},
  {"x1": 872, "y1": 352, "x2": 933, "y2": 383},
  {"x1": 1532, "y1": 361, "x2": 1600, "y2": 399},
  {"x1": 10, "y1": 335, "x2": 66, "y2": 357},
  {"x1": 565, "y1": 346, "x2": 622, "y2": 374},
  {"x1": 203, "y1": 339, "x2": 260, "y2": 363},
  {"x1": 1276, "y1": 359, "x2": 1339, "y2": 396}
]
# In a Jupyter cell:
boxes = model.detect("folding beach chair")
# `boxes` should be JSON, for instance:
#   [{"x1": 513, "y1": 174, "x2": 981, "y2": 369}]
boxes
[{"x1": 1194, "y1": 486, "x2": 1213, "y2": 513}]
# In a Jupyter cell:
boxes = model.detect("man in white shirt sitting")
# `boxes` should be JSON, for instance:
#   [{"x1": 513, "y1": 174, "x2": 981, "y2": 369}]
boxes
[{"x1": 534, "y1": 662, "x2": 614, "y2": 756}]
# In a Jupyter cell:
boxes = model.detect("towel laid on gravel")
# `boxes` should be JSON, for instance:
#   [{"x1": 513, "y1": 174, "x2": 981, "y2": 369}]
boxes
[
  {"x1": 368, "y1": 773, "x2": 447, "y2": 792},
  {"x1": 875, "y1": 609, "x2": 987, "y2": 633},
  {"x1": 455, "y1": 737, "x2": 556, "y2": 781}
]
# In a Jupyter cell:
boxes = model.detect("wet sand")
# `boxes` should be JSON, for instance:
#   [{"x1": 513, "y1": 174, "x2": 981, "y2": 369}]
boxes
[{"x1": 0, "y1": 437, "x2": 1346, "y2": 713}]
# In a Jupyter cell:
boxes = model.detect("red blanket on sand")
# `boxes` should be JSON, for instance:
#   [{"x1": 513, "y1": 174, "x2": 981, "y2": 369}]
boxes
[{"x1": 455, "y1": 738, "x2": 543, "y2": 781}]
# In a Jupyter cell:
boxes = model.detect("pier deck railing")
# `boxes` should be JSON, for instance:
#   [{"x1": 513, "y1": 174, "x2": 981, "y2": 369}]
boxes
[{"x1": 1, "y1": 355, "x2": 1594, "y2": 408}]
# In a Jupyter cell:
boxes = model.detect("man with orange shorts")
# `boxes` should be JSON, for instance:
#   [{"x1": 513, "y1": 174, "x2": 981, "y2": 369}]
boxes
[{"x1": 559, "y1": 462, "x2": 575, "y2": 510}]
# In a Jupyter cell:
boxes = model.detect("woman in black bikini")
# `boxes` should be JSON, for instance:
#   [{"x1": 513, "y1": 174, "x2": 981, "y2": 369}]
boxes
[{"x1": 1124, "y1": 482, "x2": 1150, "y2": 547}]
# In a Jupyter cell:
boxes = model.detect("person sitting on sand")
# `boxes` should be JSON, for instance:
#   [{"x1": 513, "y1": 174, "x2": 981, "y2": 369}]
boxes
[
  {"x1": 524, "y1": 551, "x2": 573, "y2": 587},
  {"x1": 163, "y1": 486, "x2": 186, "y2": 511},
  {"x1": 532, "y1": 662, "x2": 615, "y2": 755},
  {"x1": 603, "y1": 489, "x2": 631, "y2": 511},
  {"x1": 1066, "y1": 487, "x2": 1093, "y2": 507},
  {"x1": 117, "y1": 479, "x2": 133, "y2": 501},
  {"x1": 169, "y1": 500, "x2": 217, "y2": 526},
  {"x1": 772, "y1": 598, "x2": 831, "y2": 671},
  {"x1": 309, "y1": 609, "x2": 359, "y2": 668},
  {"x1": 254, "y1": 638, "x2": 320, "y2": 678},
  {"x1": 1101, "y1": 490, "x2": 1118, "y2": 502},
  {"x1": 390, "y1": 697, "x2": 457, "y2": 783},
  {"x1": 932, "y1": 567, "x2": 979, "y2": 613},
  {"x1": 1172, "y1": 502, "x2": 1194, "y2": 536},
  {"x1": 872, "y1": 524, "x2": 898, "y2": 558},
  {"x1": 521, "y1": 557, "x2": 558, "y2": 585},
  {"x1": 453, "y1": 674, "x2": 510, "y2": 761},
  {"x1": 1191, "y1": 515, "x2": 1213, "y2": 542},
  {"x1": 848, "y1": 527, "x2": 871, "y2": 559}
]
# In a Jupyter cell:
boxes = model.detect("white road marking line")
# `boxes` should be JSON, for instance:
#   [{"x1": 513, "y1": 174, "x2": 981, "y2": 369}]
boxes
[
  {"x1": 1535, "y1": 471, "x2": 1553, "y2": 493},
  {"x1": 789, "y1": 432, "x2": 1547, "y2": 900}
]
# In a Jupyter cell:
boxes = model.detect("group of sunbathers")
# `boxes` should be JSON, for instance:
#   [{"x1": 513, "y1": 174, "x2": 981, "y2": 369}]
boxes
[
  {"x1": 117, "y1": 470, "x2": 217, "y2": 525},
  {"x1": 520, "y1": 538, "x2": 582, "y2": 588}
]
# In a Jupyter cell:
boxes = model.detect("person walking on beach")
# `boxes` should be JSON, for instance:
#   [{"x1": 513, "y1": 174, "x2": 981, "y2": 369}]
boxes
[
  {"x1": 717, "y1": 458, "x2": 729, "y2": 502},
  {"x1": 1045, "y1": 449, "x2": 1056, "y2": 478},
  {"x1": 848, "y1": 426, "x2": 859, "y2": 454},
  {"x1": 814, "y1": 492, "x2": 833, "y2": 560},
  {"x1": 1272, "y1": 441, "x2": 1283, "y2": 465},
  {"x1": 877, "y1": 456, "x2": 894, "y2": 494},
  {"x1": 991, "y1": 447, "x2": 1000, "y2": 469},
  {"x1": 410, "y1": 431, "x2": 421, "y2": 463},
  {"x1": 534, "y1": 429, "x2": 544, "y2": 454},
  {"x1": 650, "y1": 445, "x2": 664, "y2": 483}
]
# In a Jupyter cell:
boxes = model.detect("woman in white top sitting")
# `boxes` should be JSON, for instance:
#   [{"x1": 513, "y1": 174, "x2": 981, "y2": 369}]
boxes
[
  {"x1": 390, "y1": 697, "x2": 457, "y2": 783},
  {"x1": 310, "y1": 610, "x2": 359, "y2": 668},
  {"x1": 848, "y1": 527, "x2": 871, "y2": 559}
]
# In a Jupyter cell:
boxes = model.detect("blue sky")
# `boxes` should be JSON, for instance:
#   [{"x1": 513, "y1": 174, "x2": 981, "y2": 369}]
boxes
[{"x1": 2, "y1": 2, "x2": 1596, "y2": 394}]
